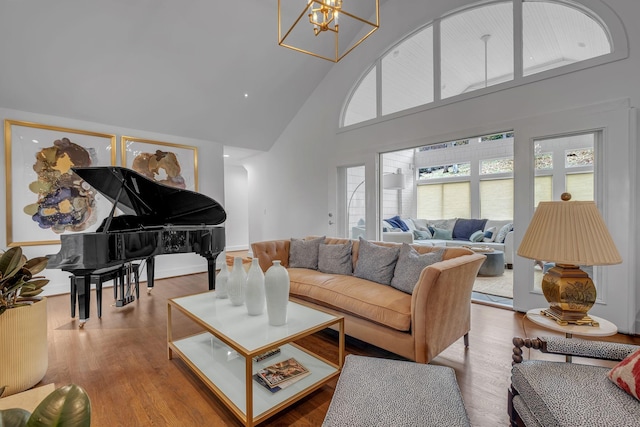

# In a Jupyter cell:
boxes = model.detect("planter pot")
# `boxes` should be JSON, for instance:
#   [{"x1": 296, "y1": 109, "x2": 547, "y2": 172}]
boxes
[{"x1": 0, "y1": 298, "x2": 48, "y2": 397}]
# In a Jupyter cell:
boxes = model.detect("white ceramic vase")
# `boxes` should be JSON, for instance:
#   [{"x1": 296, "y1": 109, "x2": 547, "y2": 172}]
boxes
[
  {"x1": 228, "y1": 257, "x2": 247, "y2": 306},
  {"x1": 245, "y1": 258, "x2": 265, "y2": 315},
  {"x1": 264, "y1": 260, "x2": 290, "y2": 326},
  {"x1": 215, "y1": 263, "x2": 229, "y2": 299}
]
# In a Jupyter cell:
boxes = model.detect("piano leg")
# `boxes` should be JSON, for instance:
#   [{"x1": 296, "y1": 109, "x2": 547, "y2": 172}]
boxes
[
  {"x1": 76, "y1": 273, "x2": 91, "y2": 328},
  {"x1": 206, "y1": 254, "x2": 218, "y2": 291},
  {"x1": 146, "y1": 256, "x2": 155, "y2": 294},
  {"x1": 69, "y1": 276, "x2": 77, "y2": 318}
]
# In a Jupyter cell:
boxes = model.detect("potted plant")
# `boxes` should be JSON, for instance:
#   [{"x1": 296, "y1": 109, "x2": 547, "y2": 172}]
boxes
[
  {"x1": 0, "y1": 247, "x2": 50, "y2": 397},
  {"x1": 0, "y1": 384, "x2": 91, "y2": 427}
]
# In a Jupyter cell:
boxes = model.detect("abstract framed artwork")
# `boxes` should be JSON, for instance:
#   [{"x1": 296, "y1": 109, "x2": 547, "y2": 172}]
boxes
[
  {"x1": 120, "y1": 136, "x2": 198, "y2": 191},
  {"x1": 4, "y1": 120, "x2": 117, "y2": 246}
]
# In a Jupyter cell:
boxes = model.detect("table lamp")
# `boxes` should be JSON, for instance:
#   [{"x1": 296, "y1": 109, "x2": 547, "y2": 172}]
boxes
[{"x1": 517, "y1": 193, "x2": 621, "y2": 326}]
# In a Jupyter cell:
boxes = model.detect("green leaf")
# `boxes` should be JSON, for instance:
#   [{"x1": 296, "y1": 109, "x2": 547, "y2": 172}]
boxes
[
  {"x1": 26, "y1": 384, "x2": 91, "y2": 427},
  {"x1": 0, "y1": 248, "x2": 25, "y2": 280},
  {"x1": 24, "y1": 258, "x2": 49, "y2": 276},
  {"x1": 0, "y1": 408, "x2": 31, "y2": 427}
]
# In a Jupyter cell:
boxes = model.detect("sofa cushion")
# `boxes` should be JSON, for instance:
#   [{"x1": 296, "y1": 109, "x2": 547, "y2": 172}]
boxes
[
  {"x1": 432, "y1": 227, "x2": 453, "y2": 240},
  {"x1": 413, "y1": 229, "x2": 432, "y2": 240},
  {"x1": 318, "y1": 242, "x2": 353, "y2": 275},
  {"x1": 354, "y1": 238, "x2": 400, "y2": 286},
  {"x1": 608, "y1": 348, "x2": 640, "y2": 401},
  {"x1": 512, "y1": 361, "x2": 640, "y2": 425},
  {"x1": 469, "y1": 230, "x2": 485, "y2": 242},
  {"x1": 289, "y1": 236, "x2": 325, "y2": 269},
  {"x1": 287, "y1": 269, "x2": 412, "y2": 331},
  {"x1": 412, "y1": 218, "x2": 429, "y2": 230},
  {"x1": 428, "y1": 218, "x2": 457, "y2": 231},
  {"x1": 391, "y1": 244, "x2": 444, "y2": 294},
  {"x1": 453, "y1": 218, "x2": 488, "y2": 240},
  {"x1": 495, "y1": 223, "x2": 513, "y2": 243},
  {"x1": 483, "y1": 226, "x2": 497, "y2": 242},
  {"x1": 384, "y1": 216, "x2": 409, "y2": 231}
]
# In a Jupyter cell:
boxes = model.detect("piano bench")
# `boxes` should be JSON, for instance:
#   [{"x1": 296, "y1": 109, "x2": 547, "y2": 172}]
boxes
[{"x1": 69, "y1": 263, "x2": 140, "y2": 319}]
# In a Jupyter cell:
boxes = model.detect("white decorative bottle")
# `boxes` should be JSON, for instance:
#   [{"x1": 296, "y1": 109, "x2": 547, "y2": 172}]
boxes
[
  {"x1": 215, "y1": 262, "x2": 229, "y2": 299},
  {"x1": 245, "y1": 258, "x2": 265, "y2": 315},
  {"x1": 264, "y1": 260, "x2": 290, "y2": 326},
  {"x1": 228, "y1": 257, "x2": 247, "y2": 306}
]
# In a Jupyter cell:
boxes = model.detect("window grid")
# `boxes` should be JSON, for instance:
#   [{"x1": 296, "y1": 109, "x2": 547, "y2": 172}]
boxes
[{"x1": 342, "y1": 0, "x2": 615, "y2": 128}]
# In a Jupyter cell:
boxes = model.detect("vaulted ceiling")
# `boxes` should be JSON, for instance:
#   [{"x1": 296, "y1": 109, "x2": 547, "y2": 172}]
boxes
[{"x1": 0, "y1": 0, "x2": 336, "y2": 153}]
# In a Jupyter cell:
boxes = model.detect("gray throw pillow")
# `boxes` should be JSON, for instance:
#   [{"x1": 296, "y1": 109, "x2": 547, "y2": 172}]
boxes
[
  {"x1": 354, "y1": 237, "x2": 400, "y2": 286},
  {"x1": 413, "y1": 229, "x2": 432, "y2": 240},
  {"x1": 432, "y1": 227, "x2": 453, "y2": 240},
  {"x1": 391, "y1": 245, "x2": 445, "y2": 294},
  {"x1": 318, "y1": 242, "x2": 353, "y2": 275},
  {"x1": 289, "y1": 236, "x2": 325, "y2": 269}
]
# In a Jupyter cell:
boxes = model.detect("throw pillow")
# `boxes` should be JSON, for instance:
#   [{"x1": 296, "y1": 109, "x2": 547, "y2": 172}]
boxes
[
  {"x1": 452, "y1": 218, "x2": 488, "y2": 240},
  {"x1": 413, "y1": 229, "x2": 432, "y2": 240},
  {"x1": 428, "y1": 218, "x2": 457, "y2": 232},
  {"x1": 432, "y1": 227, "x2": 453, "y2": 240},
  {"x1": 354, "y1": 237, "x2": 400, "y2": 286},
  {"x1": 469, "y1": 230, "x2": 485, "y2": 242},
  {"x1": 318, "y1": 242, "x2": 353, "y2": 275},
  {"x1": 608, "y1": 348, "x2": 640, "y2": 401},
  {"x1": 391, "y1": 245, "x2": 444, "y2": 294},
  {"x1": 384, "y1": 215, "x2": 409, "y2": 231},
  {"x1": 483, "y1": 226, "x2": 497, "y2": 242},
  {"x1": 289, "y1": 236, "x2": 325, "y2": 270},
  {"x1": 495, "y1": 223, "x2": 513, "y2": 243}
]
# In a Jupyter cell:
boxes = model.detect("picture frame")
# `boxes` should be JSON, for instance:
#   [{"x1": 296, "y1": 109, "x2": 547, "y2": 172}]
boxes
[
  {"x1": 120, "y1": 136, "x2": 198, "y2": 191},
  {"x1": 4, "y1": 120, "x2": 117, "y2": 247}
]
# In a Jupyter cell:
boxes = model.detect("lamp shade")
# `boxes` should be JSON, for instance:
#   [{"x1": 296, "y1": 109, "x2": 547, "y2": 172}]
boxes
[
  {"x1": 517, "y1": 199, "x2": 621, "y2": 266},
  {"x1": 382, "y1": 172, "x2": 405, "y2": 190}
]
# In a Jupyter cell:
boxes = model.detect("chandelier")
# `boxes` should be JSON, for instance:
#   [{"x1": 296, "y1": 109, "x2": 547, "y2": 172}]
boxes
[{"x1": 278, "y1": 0, "x2": 379, "y2": 62}]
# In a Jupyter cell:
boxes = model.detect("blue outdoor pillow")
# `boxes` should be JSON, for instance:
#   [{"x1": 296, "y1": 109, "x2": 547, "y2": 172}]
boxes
[{"x1": 384, "y1": 215, "x2": 409, "y2": 231}]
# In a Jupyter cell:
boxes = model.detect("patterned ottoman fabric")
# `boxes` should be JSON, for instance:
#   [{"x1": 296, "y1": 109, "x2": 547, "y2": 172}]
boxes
[
  {"x1": 322, "y1": 355, "x2": 470, "y2": 427},
  {"x1": 543, "y1": 336, "x2": 638, "y2": 361},
  {"x1": 512, "y1": 360, "x2": 640, "y2": 426}
]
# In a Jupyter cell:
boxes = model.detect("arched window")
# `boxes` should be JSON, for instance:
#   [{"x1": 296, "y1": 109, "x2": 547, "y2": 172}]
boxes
[{"x1": 341, "y1": 0, "x2": 625, "y2": 128}]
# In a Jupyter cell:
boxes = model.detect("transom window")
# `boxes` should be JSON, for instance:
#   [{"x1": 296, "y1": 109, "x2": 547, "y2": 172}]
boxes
[{"x1": 342, "y1": 0, "x2": 620, "y2": 128}]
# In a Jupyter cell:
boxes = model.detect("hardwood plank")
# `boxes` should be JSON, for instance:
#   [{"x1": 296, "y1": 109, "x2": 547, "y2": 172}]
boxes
[{"x1": 36, "y1": 271, "x2": 640, "y2": 426}]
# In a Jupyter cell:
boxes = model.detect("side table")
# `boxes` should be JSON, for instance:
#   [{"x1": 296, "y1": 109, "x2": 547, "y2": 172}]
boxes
[{"x1": 525, "y1": 308, "x2": 617, "y2": 362}]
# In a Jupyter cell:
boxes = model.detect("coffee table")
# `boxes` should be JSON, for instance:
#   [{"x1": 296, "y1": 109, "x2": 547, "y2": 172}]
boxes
[{"x1": 167, "y1": 292, "x2": 345, "y2": 427}]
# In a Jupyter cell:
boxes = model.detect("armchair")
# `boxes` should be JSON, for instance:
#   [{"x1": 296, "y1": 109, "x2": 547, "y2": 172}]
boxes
[{"x1": 509, "y1": 336, "x2": 640, "y2": 426}]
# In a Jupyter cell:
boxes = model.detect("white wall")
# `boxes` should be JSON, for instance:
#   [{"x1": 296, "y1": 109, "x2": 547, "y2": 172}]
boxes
[
  {"x1": 0, "y1": 107, "x2": 225, "y2": 296},
  {"x1": 244, "y1": 0, "x2": 640, "y2": 333}
]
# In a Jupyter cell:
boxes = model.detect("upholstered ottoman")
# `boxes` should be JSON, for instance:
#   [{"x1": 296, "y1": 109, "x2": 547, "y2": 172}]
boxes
[{"x1": 322, "y1": 355, "x2": 470, "y2": 427}]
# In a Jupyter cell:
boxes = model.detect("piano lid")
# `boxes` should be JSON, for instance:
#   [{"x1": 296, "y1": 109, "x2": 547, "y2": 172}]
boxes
[{"x1": 72, "y1": 166, "x2": 226, "y2": 225}]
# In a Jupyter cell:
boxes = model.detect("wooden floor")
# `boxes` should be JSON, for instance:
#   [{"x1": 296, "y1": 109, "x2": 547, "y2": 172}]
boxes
[{"x1": 36, "y1": 271, "x2": 640, "y2": 427}]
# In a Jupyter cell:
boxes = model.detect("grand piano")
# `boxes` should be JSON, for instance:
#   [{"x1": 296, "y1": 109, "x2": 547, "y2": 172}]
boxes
[{"x1": 47, "y1": 166, "x2": 226, "y2": 324}]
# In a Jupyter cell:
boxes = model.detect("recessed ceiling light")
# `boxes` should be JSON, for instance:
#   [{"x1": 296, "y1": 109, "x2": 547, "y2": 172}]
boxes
[
  {"x1": 578, "y1": 42, "x2": 586, "y2": 48},
  {"x1": 244, "y1": 93, "x2": 249, "y2": 98},
  {"x1": 223, "y1": 154, "x2": 230, "y2": 158}
]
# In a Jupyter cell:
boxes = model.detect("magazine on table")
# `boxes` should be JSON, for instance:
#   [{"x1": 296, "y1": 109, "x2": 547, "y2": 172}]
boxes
[{"x1": 255, "y1": 357, "x2": 310, "y2": 390}]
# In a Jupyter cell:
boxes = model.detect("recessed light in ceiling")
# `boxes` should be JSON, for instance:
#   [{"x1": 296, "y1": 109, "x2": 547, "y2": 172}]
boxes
[
  {"x1": 578, "y1": 42, "x2": 586, "y2": 48},
  {"x1": 223, "y1": 154, "x2": 230, "y2": 158},
  {"x1": 244, "y1": 93, "x2": 249, "y2": 98}
]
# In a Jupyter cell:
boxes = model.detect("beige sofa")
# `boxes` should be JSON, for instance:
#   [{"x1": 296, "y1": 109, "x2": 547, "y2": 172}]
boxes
[{"x1": 251, "y1": 237, "x2": 486, "y2": 363}]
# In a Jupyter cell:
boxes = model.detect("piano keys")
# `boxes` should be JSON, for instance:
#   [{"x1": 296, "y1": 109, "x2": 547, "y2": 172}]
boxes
[{"x1": 47, "y1": 166, "x2": 226, "y2": 326}]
